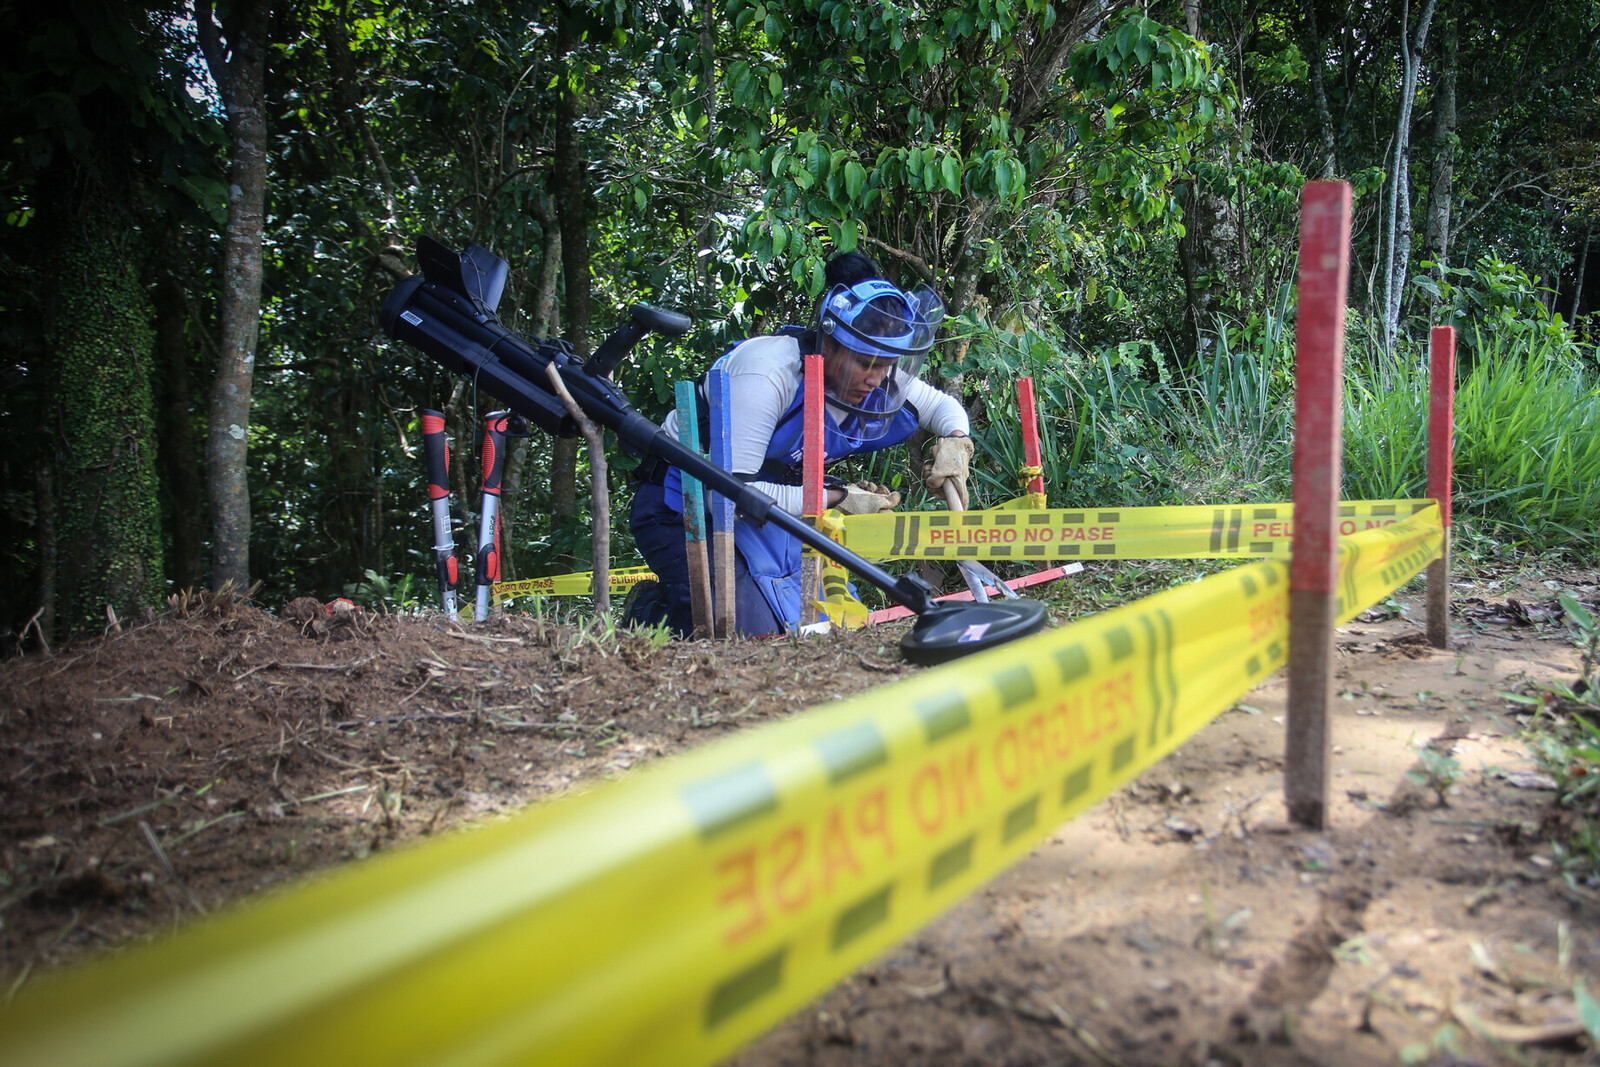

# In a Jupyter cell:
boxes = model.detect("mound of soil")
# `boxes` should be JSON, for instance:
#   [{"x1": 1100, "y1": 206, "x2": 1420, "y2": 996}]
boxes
[{"x1": 3, "y1": 572, "x2": 1598, "y2": 1066}]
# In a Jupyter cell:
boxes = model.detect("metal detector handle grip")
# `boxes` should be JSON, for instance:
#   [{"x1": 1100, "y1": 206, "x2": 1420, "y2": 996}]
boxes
[
  {"x1": 480, "y1": 414, "x2": 508, "y2": 501},
  {"x1": 588, "y1": 304, "x2": 692, "y2": 378}
]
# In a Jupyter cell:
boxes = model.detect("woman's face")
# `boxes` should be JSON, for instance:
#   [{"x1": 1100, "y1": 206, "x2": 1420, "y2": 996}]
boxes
[{"x1": 822, "y1": 338, "x2": 895, "y2": 405}]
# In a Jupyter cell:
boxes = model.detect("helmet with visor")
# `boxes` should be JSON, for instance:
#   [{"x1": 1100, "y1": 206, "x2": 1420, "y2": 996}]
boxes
[{"x1": 817, "y1": 278, "x2": 945, "y2": 440}]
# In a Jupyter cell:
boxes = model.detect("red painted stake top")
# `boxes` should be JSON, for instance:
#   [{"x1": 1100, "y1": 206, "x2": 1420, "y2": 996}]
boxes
[
  {"x1": 1289, "y1": 181, "x2": 1353, "y2": 595},
  {"x1": 1428, "y1": 326, "x2": 1456, "y2": 528},
  {"x1": 802, "y1": 353, "x2": 825, "y2": 517},
  {"x1": 1018, "y1": 377, "x2": 1045, "y2": 497}
]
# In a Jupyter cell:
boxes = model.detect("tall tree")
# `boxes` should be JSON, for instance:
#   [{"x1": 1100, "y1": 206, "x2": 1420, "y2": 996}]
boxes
[
  {"x1": 0, "y1": 4, "x2": 219, "y2": 636},
  {"x1": 1379, "y1": 0, "x2": 1436, "y2": 352},
  {"x1": 198, "y1": 0, "x2": 271, "y2": 591}
]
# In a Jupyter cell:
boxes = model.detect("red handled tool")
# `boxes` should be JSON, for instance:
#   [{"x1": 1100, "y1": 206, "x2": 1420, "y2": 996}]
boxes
[
  {"x1": 421, "y1": 410, "x2": 460, "y2": 615},
  {"x1": 474, "y1": 411, "x2": 510, "y2": 621}
]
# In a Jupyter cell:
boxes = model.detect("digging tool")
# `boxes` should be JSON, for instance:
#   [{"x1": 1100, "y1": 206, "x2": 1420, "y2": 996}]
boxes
[
  {"x1": 420, "y1": 409, "x2": 460, "y2": 615},
  {"x1": 380, "y1": 236, "x2": 1047, "y2": 664},
  {"x1": 474, "y1": 411, "x2": 510, "y2": 622}
]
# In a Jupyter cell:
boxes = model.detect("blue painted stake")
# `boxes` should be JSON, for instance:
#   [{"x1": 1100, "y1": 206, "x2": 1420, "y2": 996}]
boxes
[
  {"x1": 707, "y1": 361, "x2": 736, "y2": 637},
  {"x1": 675, "y1": 381, "x2": 715, "y2": 638}
]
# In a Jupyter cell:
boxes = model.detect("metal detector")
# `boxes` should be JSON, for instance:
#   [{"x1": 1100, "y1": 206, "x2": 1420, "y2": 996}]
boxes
[{"x1": 379, "y1": 237, "x2": 1048, "y2": 664}]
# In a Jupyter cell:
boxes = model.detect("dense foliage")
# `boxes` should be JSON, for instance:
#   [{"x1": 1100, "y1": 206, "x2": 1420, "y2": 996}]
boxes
[{"x1": 1, "y1": 0, "x2": 1596, "y2": 642}]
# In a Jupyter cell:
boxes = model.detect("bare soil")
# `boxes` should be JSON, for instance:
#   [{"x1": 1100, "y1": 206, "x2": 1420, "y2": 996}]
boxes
[{"x1": 2, "y1": 569, "x2": 1598, "y2": 1066}]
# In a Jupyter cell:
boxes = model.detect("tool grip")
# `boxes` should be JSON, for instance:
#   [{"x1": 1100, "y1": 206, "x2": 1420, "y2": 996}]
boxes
[
  {"x1": 422, "y1": 410, "x2": 451, "y2": 499},
  {"x1": 480, "y1": 412, "x2": 509, "y2": 496}
]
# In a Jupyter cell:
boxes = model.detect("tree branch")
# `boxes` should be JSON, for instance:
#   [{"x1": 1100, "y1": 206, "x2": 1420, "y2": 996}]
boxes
[
  {"x1": 194, "y1": 0, "x2": 230, "y2": 105},
  {"x1": 859, "y1": 234, "x2": 937, "y2": 286}
]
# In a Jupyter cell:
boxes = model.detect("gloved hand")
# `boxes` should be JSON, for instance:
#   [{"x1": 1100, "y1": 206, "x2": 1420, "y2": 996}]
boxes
[
  {"x1": 922, "y1": 434, "x2": 975, "y2": 509},
  {"x1": 837, "y1": 482, "x2": 902, "y2": 515}
]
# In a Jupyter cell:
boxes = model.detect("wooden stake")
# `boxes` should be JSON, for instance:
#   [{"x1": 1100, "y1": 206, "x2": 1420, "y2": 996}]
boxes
[
  {"x1": 675, "y1": 381, "x2": 715, "y2": 639},
  {"x1": 1285, "y1": 181, "x2": 1352, "y2": 830},
  {"x1": 799, "y1": 353, "x2": 825, "y2": 627},
  {"x1": 707, "y1": 364, "x2": 737, "y2": 637},
  {"x1": 1426, "y1": 325, "x2": 1456, "y2": 649},
  {"x1": 543, "y1": 367, "x2": 610, "y2": 615}
]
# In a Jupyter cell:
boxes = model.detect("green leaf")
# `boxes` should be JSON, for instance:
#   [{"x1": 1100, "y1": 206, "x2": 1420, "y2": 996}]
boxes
[
  {"x1": 771, "y1": 220, "x2": 788, "y2": 257},
  {"x1": 1559, "y1": 591, "x2": 1595, "y2": 631},
  {"x1": 1576, "y1": 979, "x2": 1600, "y2": 1043},
  {"x1": 838, "y1": 218, "x2": 859, "y2": 252},
  {"x1": 768, "y1": 71, "x2": 783, "y2": 98},
  {"x1": 940, "y1": 155, "x2": 960, "y2": 194},
  {"x1": 844, "y1": 160, "x2": 866, "y2": 201}
]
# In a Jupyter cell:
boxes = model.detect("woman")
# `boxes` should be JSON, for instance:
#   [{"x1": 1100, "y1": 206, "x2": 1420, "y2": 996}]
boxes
[{"x1": 628, "y1": 254, "x2": 975, "y2": 635}]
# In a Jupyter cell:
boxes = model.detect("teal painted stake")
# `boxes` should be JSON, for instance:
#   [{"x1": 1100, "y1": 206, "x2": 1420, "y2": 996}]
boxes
[{"x1": 676, "y1": 381, "x2": 715, "y2": 637}]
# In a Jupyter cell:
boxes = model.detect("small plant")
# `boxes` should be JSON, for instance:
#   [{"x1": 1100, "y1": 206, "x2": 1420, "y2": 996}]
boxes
[
  {"x1": 1557, "y1": 591, "x2": 1598, "y2": 696},
  {"x1": 1406, "y1": 737, "x2": 1462, "y2": 806},
  {"x1": 343, "y1": 569, "x2": 420, "y2": 614}
]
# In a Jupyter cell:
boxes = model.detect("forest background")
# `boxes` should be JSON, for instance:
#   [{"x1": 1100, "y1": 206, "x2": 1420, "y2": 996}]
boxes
[{"x1": 1, "y1": 0, "x2": 1597, "y2": 645}]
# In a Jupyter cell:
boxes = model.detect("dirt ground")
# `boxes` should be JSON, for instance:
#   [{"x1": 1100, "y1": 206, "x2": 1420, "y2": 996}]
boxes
[{"x1": 2, "y1": 566, "x2": 1598, "y2": 1066}]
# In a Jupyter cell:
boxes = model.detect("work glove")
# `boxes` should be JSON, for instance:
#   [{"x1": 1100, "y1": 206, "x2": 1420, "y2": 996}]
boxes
[
  {"x1": 837, "y1": 482, "x2": 902, "y2": 515},
  {"x1": 922, "y1": 434, "x2": 975, "y2": 509}
]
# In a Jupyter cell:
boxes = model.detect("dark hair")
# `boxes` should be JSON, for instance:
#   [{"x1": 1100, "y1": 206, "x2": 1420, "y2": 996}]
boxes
[{"x1": 824, "y1": 250, "x2": 883, "y2": 289}]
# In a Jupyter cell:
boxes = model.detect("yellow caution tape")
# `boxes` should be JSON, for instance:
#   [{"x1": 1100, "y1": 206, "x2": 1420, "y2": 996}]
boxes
[
  {"x1": 995, "y1": 491, "x2": 1049, "y2": 511},
  {"x1": 494, "y1": 565, "x2": 657, "y2": 599},
  {"x1": 0, "y1": 507, "x2": 1441, "y2": 1067},
  {"x1": 830, "y1": 498, "x2": 1436, "y2": 562},
  {"x1": 814, "y1": 561, "x2": 869, "y2": 629}
]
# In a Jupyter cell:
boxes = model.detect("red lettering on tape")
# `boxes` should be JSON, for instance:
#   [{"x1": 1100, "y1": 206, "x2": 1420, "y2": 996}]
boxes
[{"x1": 717, "y1": 849, "x2": 764, "y2": 945}]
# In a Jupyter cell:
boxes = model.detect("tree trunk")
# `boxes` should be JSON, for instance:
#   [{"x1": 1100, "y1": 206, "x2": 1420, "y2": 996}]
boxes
[
  {"x1": 549, "y1": 6, "x2": 591, "y2": 561},
  {"x1": 154, "y1": 269, "x2": 207, "y2": 592},
  {"x1": 694, "y1": 0, "x2": 719, "y2": 301},
  {"x1": 1381, "y1": 0, "x2": 1437, "y2": 351},
  {"x1": 48, "y1": 196, "x2": 165, "y2": 634},
  {"x1": 198, "y1": 0, "x2": 270, "y2": 592},
  {"x1": 1306, "y1": 0, "x2": 1339, "y2": 180},
  {"x1": 1422, "y1": 18, "x2": 1457, "y2": 309},
  {"x1": 34, "y1": 449, "x2": 57, "y2": 641},
  {"x1": 1571, "y1": 230, "x2": 1589, "y2": 322},
  {"x1": 498, "y1": 196, "x2": 564, "y2": 579}
]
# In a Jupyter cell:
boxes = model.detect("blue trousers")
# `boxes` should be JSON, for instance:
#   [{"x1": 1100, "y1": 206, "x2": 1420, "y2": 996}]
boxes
[{"x1": 627, "y1": 483, "x2": 783, "y2": 637}]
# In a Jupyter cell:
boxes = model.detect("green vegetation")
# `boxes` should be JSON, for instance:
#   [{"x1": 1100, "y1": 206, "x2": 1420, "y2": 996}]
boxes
[{"x1": 1520, "y1": 593, "x2": 1600, "y2": 886}]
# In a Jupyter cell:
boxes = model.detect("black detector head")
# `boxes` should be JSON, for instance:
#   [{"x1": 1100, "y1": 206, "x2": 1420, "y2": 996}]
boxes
[{"x1": 899, "y1": 599, "x2": 1051, "y2": 665}]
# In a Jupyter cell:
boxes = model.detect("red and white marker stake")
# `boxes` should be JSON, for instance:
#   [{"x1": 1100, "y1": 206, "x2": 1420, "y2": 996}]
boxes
[
  {"x1": 1285, "y1": 181, "x2": 1352, "y2": 830},
  {"x1": 1017, "y1": 376, "x2": 1045, "y2": 499},
  {"x1": 1426, "y1": 325, "x2": 1456, "y2": 648}
]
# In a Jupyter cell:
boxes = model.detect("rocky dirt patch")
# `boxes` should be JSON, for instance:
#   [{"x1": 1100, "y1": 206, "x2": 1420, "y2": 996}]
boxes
[{"x1": 3, "y1": 571, "x2": 1598, "y2": 1065}]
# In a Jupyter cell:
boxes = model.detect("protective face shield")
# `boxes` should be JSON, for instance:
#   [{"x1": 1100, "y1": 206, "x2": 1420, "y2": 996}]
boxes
[{"x1": 817, "y1": 279, "x2": 945, "y2": 440}]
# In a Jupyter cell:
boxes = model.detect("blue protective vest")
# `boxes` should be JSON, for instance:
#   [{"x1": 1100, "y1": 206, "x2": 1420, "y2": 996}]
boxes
[{"x1": 664, "y1": 372, "x2": 920, "y2": 628}]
